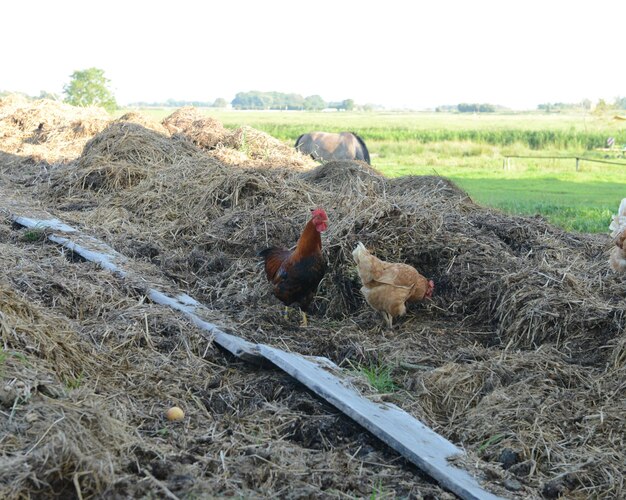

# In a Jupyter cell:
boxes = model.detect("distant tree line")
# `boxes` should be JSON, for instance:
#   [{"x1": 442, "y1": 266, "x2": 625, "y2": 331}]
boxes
[
  {"x1": 457, "y1": 103, "x2": 496, "y2": 113},
  {"x1": 127, "y1": 97, "x2": 228, "y2": 108},
  {"x1": 538, "y1": 98, "x2": 626, "y2": 112},
  {"x1": 231, "y1": 91, "x2": 356, "y2": 111},
  {"x1": 435, "y1": 103, "x2": 500, "y2": 113},
  {"x1": 537, "y1": 100, "x2": 591, "y2": 112},
  {"x1": 127, "y1": 93, "x2": 361, "y2": 111}
]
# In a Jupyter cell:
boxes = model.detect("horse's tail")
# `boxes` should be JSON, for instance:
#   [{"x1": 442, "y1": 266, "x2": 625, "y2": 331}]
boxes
[
  {"x1": 294, "y1": 133, "x2": 306, "y2": 150},
  {"x1": 351, "y1": 132, "x2": 370, "y2": 164}
]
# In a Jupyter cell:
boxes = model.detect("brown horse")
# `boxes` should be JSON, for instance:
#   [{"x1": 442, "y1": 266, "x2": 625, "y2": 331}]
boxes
[{"x1": 295, "y1": 131, "x2": 371, "y2": 164}]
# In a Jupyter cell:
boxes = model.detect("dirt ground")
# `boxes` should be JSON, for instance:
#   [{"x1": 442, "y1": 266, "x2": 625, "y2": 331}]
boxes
[{"x1": 1, "y1": 98, "x2": 625, "y2": 499}]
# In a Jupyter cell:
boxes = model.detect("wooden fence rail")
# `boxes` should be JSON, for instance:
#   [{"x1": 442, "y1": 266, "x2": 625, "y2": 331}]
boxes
[{"x1": 503, "y1": 155, "x2": 626, "y2": 171}]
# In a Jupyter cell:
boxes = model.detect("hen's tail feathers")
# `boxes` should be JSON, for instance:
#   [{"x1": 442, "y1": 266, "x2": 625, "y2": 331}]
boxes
[
  {"x1": 609, "y1": 198, "x2": 626, "y2": 238},
  {"x1": 609, "y1": 246, "x2": 626, "y2": 273},
  {"x1": 426, "y1": 279, "x2": 435, "y2": 298},
  {"x1": 352, "y1": 241, "x2": 369, "y2": 263}
]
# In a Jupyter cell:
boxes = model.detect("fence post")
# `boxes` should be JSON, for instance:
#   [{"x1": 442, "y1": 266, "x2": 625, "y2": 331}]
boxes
[
  {"x1": 503, "y1": 158, "x2": 506, "y2": 170},
  {"x1": 576, "y1": 157, "x2": 579, "y2": 171}
]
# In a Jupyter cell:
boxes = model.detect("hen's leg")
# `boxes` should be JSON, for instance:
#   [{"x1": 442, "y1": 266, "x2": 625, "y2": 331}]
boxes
[{"x1": 383, "y1": 312, "x2": 393, "y2": 329}]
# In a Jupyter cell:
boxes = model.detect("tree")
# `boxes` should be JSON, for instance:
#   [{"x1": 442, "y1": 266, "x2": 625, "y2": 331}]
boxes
[
  {"x1": 341, "y1": 99, "x2": 355, "y2": 111},
  {"x1": 478, "y1": 103, "x2": 495, "y2": 113},
  {"x1": 38, "y1": 90, "x2": 60, "y2": 100},
  {"x1": 231, "y1": 91, "x2": 307, "y2": 110},
  {"x1": 303, "y1": 95, "x2": 326, "y2": 110},
  {"x1": 458, "y1": 102, "x2": 495, "y2": 113},
  {"x1": 63, "y1": 67, "x2": 117, "y2": 112},
  {"x1": 458, "y1": 103, "x2": 478, "y2": 113},
  {"x1": 614, "y1": 97, "x2": 626, "y2": 110},
  {"x1": 213, "y1": 97, "x2": 228, "y2": 108},
  {"x1": 593, "y1": 99, "x2": 612, "y2": 115}
]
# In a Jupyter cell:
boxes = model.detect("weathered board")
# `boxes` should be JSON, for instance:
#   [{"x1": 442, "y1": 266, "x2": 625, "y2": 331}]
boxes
[{"x1": 9, "y1": 213, "x2": 506, "y2": 500}]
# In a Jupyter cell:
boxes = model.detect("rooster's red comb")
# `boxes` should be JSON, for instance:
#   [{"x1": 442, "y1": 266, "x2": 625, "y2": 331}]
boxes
[{"x1": 311, "y1": 208, "x2": 328, "y2": 219}]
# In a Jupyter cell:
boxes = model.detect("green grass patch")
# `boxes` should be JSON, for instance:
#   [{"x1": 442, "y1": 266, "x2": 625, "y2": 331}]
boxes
[
  {"x1": 359, "y1": 363, "x2": 398, "y2": 393},
  {"x1": 21, "y1": 228, "x2": 46, "y2": 242},
  {"x1": 123, "y1": 109, "x2": 626, "y2": 150},
  {"x1": 477, "y1": 433, "x2": 507, "y2": 454},
  {"x1": 64, "y1": 372, "x2": 84, "y2": 390},
  {"x1": 0, "y1": 350, "x2": 28, "y2": 365},
  {"x1": 0, "y1": 350, "x2": 29, "y2": 378}
]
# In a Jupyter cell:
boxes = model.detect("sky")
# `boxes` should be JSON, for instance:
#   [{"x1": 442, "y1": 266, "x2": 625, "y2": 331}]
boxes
[{"x1": 3, "y1": 1, "x2": 626, "y2": 110}]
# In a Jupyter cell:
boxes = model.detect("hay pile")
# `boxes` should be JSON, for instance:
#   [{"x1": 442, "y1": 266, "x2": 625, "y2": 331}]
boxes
[
  {"x1": 162, "y1": 106, "x2": 227, "y2": 149},
  {"x1": 212, "y1": 125, "x2": 316, "y2": 170},
  {"x1": 2, "y1": 107, "x2": 626, "y2": 498},
  {"x1": 160, "y1": 108, "x2": 314, "y2": 170},
  {"x1": 52, "y1": 132, "x2": 621, "y2": 361},
  {"x1": 115, "y1": 111, "x2": 169, "y2": 135},
  {"x1": 0, "y1": 97, "x2": 313, "y2": 176},
  {"x1": 0, "y1": 95, "x2": 109, "y2": 166},
  {"x1": 48, "y1": 121, "x2": 200, "y2": 194},
  {"x1": 413, "y1": 345, "x2": 626, "y2": 497},
  {"x1": 41, "y1": 119, "x2": 624, "y2": 359},
  {"x1": 0, "y1": 213, "x2": 446, "y2": 499}
]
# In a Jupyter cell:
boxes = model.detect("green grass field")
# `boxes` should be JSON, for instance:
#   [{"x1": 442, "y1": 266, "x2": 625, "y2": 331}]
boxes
[{"x1": 126, "y1": 108, "x2": 626, "y2": 233}]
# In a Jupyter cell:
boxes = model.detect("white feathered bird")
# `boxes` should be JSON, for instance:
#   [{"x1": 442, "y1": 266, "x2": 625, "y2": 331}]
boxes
[{"x1": 609, "y1": 198, "x2": 626, "y2": 272}]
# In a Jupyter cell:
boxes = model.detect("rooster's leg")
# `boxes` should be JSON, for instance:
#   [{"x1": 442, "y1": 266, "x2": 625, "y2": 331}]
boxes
[{"x1": 300, "y1": 310, "x2": 308, "y2": 327}]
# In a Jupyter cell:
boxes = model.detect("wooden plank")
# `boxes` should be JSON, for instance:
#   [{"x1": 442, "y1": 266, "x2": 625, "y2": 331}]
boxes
[
  {"x1": 259, "y1": 346, "x2": 505, "y2": 500},
  {"x1": 9, "y1": 213, "x2": 506, "y2": 500},
  {"x1": 146, "y1": 289, "x2": 262, "y2": 363}
]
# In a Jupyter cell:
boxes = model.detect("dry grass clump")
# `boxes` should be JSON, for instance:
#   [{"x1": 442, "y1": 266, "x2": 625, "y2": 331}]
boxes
[
  {"x1": 386, "y1": 174, "x2": 471, "y2": 200},
  {"x1": 219, "y1": 125, "x2": 316, "y2": 170},
  {"x1": 413, "y1": 346, "x2": 626, "y2": 497},
  {"x1": 0, "y1": 279, "x2": 134, "y2": 499},
  {"x1": 299, "y1": 159, "x2": 384, "y2": 198},
  {"x1": 0, "y1": 270, "x2": 102, "y2": 382},
  {"x1": 0, "y1": 364, "x2": 132, "y2": 499},
  {"x1": 81, "y1": 122, "x2": 196, "y2": 168},
  {"x1": 116, "y1": 111, "x2": 169, "y2": 135},
  {"x1": 0, "y1": 93, "x2": 30, "y2": 112},
  {"x1": 0, "y1": 97, "x2": 109, "y2": 140},
  {"x1": 162, "y1": 106, "x2": 227, "y2": 149},
  {"x1": 0, "y1": 230, "x2": 211, "y2": 498},
  {"x1": 49, "y1": 121, "x2": 200, "y2": 194},
  {"x1": 116, "y1": 156, "x2": 302, "y2": 240}
]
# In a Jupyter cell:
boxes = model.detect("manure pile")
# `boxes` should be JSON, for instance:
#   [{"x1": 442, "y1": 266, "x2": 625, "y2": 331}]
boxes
[{"x1": 1, "y1": 97, "x2": 626, "y2": 499}]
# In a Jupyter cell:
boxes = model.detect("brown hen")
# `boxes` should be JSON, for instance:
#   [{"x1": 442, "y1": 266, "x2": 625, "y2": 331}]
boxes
[{"x1": 352, "y1": 242, "x2": 433, "y2": 328}]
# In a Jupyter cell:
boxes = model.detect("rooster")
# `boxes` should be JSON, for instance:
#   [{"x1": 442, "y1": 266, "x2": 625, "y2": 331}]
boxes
[
  {"x1": 352, "y1": 242, "x2": 434, "y2": 328},
  {"x1": 609, "y1": 198, "x2": 626, "y2": 272},
  {"x1": 259, "y1": 208, "x2": 329, "y2": 326}
]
